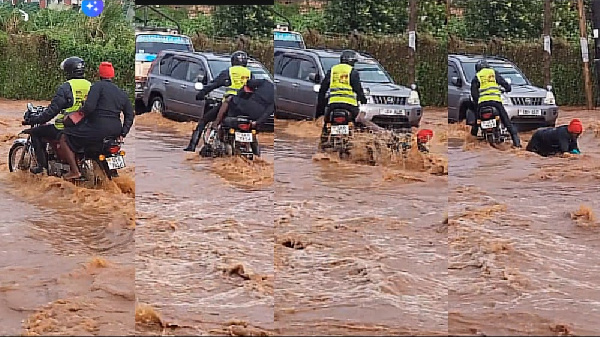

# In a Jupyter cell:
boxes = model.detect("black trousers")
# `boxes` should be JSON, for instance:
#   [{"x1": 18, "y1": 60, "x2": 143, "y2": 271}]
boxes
[
  {"x1": 195, "y1": 103, "x2": 221, "y2": 132},
  {"x1": 470, "y1": 101, "x2": 520, "y2": 145},
  {"x1": 29, "y1": 124, "x2": 60, "y2": 168}
]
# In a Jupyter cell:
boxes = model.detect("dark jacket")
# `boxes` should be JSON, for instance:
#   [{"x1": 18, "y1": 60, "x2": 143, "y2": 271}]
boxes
[
  {"x1": 229, "y1": 79, "x2": 274, "y2": 126},
  {"x1": 29, "y1": 81, "x2": 76, "y2": 124},
  {"x1": 316, "y1": 67, "x2": 367, "y2": 116},
  {"x1": 526, "y1": 125, "x2": 579, "y2": 156},
  {"x1": 470, "y1": 69, "x2": 511, "y2": 108},
  {"x1": 63, "y1": 79, "x2": 134, "y2": 140},
  {"x1": 197, "y1": 67, "x2": 255, "y2": 99}
]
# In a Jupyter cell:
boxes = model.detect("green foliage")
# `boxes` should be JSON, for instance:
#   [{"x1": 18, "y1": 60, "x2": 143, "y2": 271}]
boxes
[
  {"x1": 0, "y1": 0, "x2": 133, "y2": 100},
  {"x1": 191, "y1": 35, "x2": 274, "y2": 72},
  {"x1": 211, "y1": 5, "x2": 274, "y2": 38},
  {"x1": 323, "y1": 0, "x2": 407, "y2": 34}
]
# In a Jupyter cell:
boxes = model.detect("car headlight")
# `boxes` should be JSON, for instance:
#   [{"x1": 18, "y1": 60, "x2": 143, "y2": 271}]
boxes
[
  {"x1": 544, "y1": 90, "x2": 556, "y2": 105},
  {"x1": 501, "y1": 93, "x2": 512, "y2": 106},
  {"x1": 135, "y1": 82, "x2": 142, "y2": 90},
  {"x1": 408, "y1": 90, "x2": 420, "y2": 105}
]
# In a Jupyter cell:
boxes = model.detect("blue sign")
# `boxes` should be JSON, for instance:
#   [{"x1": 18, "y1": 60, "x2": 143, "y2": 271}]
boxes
[
  {"x1": 136, "y1": 34, "x2": 190, "y2": 44},
  {"x1": 274, "y1": 31, "x2": 302, "y2": 42},
  {"x1": 81, "y1": 0, "x2": 104, "y2": 18},
  {"x1": 135, "y1": 53, "x2": 157, "y2": 62}
]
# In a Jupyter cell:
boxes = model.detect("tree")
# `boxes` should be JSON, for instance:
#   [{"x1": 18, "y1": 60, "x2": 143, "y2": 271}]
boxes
[
  {"x1": 324, "y1": 0, "x2": 407, "y2": 34},
  {"x1": 212, "y1": 5, "x2": 273, "y2": 38}
]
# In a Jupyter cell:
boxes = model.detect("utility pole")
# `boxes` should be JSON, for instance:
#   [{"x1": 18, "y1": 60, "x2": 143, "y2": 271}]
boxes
[
  {"x1": 543, "y1": 0, "x2": 552, "y2": 88},
  {"x1": 591, "y1": 0, "x2": 600, "y2": 106},
  {"x1": 408, "y1": 0, "x2": 417, "y2": 85},
  {"x1": 578, "y1": 0, "x2": 594, "y2": 109}
]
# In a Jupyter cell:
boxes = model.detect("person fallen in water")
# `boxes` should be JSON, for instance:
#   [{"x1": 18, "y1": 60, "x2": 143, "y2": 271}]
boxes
[{"x1": 525, "y1": 118, "x2": 583, "y2": 157}]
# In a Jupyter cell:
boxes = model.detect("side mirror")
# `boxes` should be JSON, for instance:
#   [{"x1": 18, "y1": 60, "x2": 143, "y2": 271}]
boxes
[
  {"x1": 546, "y1": 85, "x2": 553, "y2": 91},
  {"x1": 313, "y1": 84, "x2": 321, "y2": 93},
  {"x1": 308, "y1": 72, "x2": 320, "y2": 83},
  {"x1": 196, "y1": 73, "x2": 205, "y2": 83},
  {"x1": 27, "y1": 103, "x2": 34, "y2": 111},
  {"x1": 195, "y1": 82, "x2": 204, "y2": 91},
  {"x1": 506, "y1": 78, "x2": 512, "y2": 85},
  {"x1": 451, "y1": 77, "x2": 462, "y2": 87}
]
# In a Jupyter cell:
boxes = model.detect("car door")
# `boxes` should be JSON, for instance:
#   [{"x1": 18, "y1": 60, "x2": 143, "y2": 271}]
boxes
[
  {"x1": 295, "y1": 56, "x2": 320, "y2": 119},
  {"x1": 448, "y1": 62, "x2": 461, "y2": 121},
  {"x1": 182, "y1": 59, "x2": 207, "y2": 120},
  {"x1": 164, "y1": 57, "x2": 189, "y2": 116},
  {"x1": 275, "y1": 54, "x2": 301, "y2": 118}
]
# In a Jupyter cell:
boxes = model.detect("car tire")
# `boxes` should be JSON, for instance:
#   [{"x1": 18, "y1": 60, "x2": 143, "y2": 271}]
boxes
[{"x1": 150, "y1": 96, "x2": 165, "y2": 117}]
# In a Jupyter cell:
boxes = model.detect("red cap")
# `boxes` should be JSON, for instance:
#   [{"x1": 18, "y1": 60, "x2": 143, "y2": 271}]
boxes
[
  {"x1": 567, "y1": 119, "x2": 583, "y2": 134},
  {"x1": 417, "y1": 129, "x2": 434, "y2": 143},
  {"x1": 99, "y1": 62, "x2": 115, "y2": 79}
]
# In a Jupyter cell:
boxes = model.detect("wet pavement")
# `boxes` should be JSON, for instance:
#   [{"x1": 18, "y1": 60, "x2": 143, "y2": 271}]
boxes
[
  {"x1": 273, "y1": 109, "x2": 448, "y2": 335},
  {"x1": 448, "y1": 109, "x2": 600, "y2": 335},
  {"x1": 0, "y1": 99, "x2": 135, "y2": 335},
  {"x1": 133, "y1": 113, "x2": 275, "y2": 335}
]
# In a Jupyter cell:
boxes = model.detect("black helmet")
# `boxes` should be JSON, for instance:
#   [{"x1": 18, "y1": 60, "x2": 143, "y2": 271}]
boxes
[
  {"x1": 60, "y1": 56, "x2": 85, "y2": 79},
  {"x1": 340, "y1": 50, "x2": 358, "y2": 66},
  {"x1": 475, "y1": 59, "x2": 490, "y2": 72},
  {"x1": 231, "y1": 51, "x2": 248, "y2": 67}
]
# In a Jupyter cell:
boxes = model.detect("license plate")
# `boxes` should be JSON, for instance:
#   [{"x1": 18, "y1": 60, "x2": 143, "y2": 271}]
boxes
[
  {"x1": 480, "y1": 119, "x2": 497, "y2": 129},
  {"x1": 380, "y1": 109, "x2": 406, "y2": 115},
  {"x1": 330, "y1": 125, "x2": 349, "y2": 135},
  {"x1": 235, "y1": 132, "x2": 253, "y2": 143},
  {"x1": 106, "y1": 155, "x2": 125, "y2": 170},
  {"x1": 518, "y1": 109, "x2": 542, "y2": 116}
]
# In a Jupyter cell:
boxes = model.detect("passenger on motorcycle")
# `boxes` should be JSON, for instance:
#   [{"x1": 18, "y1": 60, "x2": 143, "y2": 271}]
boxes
[
  {"x1": 214, "y1": 78, "x2": 274, "y2": 130},
  {"x1": 525, "y1": 118, "x2": 583, "y2": 157},
  {"x1": 59, "y1": 62, "x2": 134, "y2": 180},
  {"x1": 316, "y1": 50, "x2": 383, "y2": 142},
  {"x1": 184, "y1": 51, "x2": 254, "y2": 152},
  {"x1": 470, "y1": 59, "x2": 521, "y2": 148},
  {"x1": 24, "y1": 57, "x2": 91, "y2": 175}
]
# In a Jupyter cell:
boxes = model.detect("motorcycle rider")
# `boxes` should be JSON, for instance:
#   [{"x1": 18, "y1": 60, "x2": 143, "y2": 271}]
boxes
[
  {"x1": 59, "y1": 62, "x2": 134, "y2": 180},
  {"x1": 316, "y1": 50, "x2": 381, "y2": 144},
  {"x1": 470, "y1": 59, "x2": 521, "y2": 148},
  {"x1": 183, "y1": 50, "x2": 254, "y2": 152},
  {"x1": 23, "y1": 57, "x2": 91, "y2": 174},
  {"x1": 525, "y1": 118, "x2": 583, "y2": 157}
]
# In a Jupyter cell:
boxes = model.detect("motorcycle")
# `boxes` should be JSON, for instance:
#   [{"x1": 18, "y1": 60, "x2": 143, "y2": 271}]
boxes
[
  {"x1": 8, "y1": 103, "x2": 126, "y2": 185},
  {"x1": 477, "y1": 105, "x2": 510, "y2": 145},
  {"x1": 199, "y1": 115, "x2": 261, "y2": 160},
  {"x1": 319, "y1": 108, "x2": 355, "y2": 158}
]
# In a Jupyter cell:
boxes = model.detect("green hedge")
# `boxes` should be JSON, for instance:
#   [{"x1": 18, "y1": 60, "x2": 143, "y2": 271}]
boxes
[
  {"x1": 0, "y1": 33, "x2": 134, "y2": 101},
  {"x1": 449, "y1": 37, "x2": 596, "y2": 106},
  {"x1": 192, "y1": 33, "x2": 446, "y2": 107}
]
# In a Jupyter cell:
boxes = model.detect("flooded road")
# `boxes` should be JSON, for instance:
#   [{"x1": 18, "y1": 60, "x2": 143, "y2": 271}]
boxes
[
  {"x1": 273, "y1": 109, "x2": 448, "y2": 335},
  {"x1": 0, "y1": 99, "x2": 135, "y2": 335},
  {"x1": 448, "y1": 109, "x2": 600, "y2": 335},
  {"x1": 133, "y1": 112, "x2": 275, "y2": 335}
]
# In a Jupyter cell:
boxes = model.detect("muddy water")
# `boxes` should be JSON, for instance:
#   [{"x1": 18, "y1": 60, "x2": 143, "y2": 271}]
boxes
[
  {"x1": 448, "y1": 110, "x2": 600, "y2": 335},
  {"x1": 133, "y1": 113, "x2": 275, "y2": 335},
  {"x1": 273, "y1": 109, "x2": 448, "y2": 335},
  {"x1": 0, "y1": 99, "x2": 135, "y2": 335}
]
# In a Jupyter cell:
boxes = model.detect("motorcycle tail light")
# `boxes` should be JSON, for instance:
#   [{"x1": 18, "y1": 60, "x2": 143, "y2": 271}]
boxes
[
  {"x1": 109, "y1": 146, "x2": 120, "y2": 154},
  {"x1": 481, "y1": 112, "x2": 493, "y2": 119},
  {"x1": 333, "y1": 117, "x2": 346, "y2": 123},
  {"x1": 238, "y1": 123, "x2": 251, "y2": 131},
  {"x1": 119, "y1": 150, "x2": 126, "y2": 156},
  {"x1": 229, "y1": 128, "x2": 235, "y2": 134},
  {"x1": 99, "y1": 154, "x2": 106, "y2": 161}
]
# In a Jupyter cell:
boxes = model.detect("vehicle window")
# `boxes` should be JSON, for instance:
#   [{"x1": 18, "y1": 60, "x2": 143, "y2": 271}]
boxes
[
  {"x1": 297, "y1": 59, "x2": 317, "y2": 81},
  {"x1": 280, "y1": 57, "x2": 301, "y2": 79},
  {"x1": 159, "y1": 54, "x2": 174, "y2": 76},
  {"x1": 274, "y1": 53, "x2": 284, "y2": 74},
  {"x1": 461, "y1": 61, "x2": 530, "y2": 86},
  {"x1": 170, "y1": 59, "x2": 189, "y2": 80},
  {"x1": 320, "y1": 57, "x2": 339, "y2": 74},
  {"x1": 355, "y1": 62, "x2": 393, "y2": 84},
  {"x1": 186, "y1": 61, "x2": 205, "y2": 82},
  {"x1": 448, "y1": 64, "x2": 459, "y2": 83}
]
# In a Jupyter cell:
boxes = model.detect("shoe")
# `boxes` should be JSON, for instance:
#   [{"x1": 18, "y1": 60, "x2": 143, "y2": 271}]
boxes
[
  {"x1": 184, "y1": 127, "x2": 202, "y2": 152},
  {"x1": 29, "y1": 166, "x2": 44, "y2": 174}
]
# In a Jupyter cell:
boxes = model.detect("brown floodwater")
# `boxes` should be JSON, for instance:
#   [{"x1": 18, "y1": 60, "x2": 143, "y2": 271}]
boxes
[
  {"x1": 273, "y1": 109, "x2": 448, "y2": 335},
  {"x1": 0, "y1": 99, "x2": 135, "y2": 335},
  {"x1": 448, "y1": 109, "x2": 600, "y2": 335},
  {"x1": 133, "y1": 112, "x2": 275, "y2": 335}
]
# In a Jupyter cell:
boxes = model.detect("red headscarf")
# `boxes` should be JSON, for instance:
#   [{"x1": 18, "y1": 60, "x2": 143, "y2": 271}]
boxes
[{"x1": 567, "y1": 119, "x2": 583, "y2": 134}]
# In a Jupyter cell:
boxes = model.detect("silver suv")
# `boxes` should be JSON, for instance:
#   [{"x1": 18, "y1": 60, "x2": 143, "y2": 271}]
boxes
[
  {"x1": 274, "y1": 47, "x2": 423, "y2": 127},
  {"x1": 448, "y1": 54, "x2": 559, "y2": 127},
  {"x1": 142, "y1": 50, "x2": 274, "y2": 131}
]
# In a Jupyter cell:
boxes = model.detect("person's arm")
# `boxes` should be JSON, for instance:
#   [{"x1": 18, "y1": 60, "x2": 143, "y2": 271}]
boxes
[
  {"x1": 30, "y1": 83, "x2": 73, "y2": 124},
  {"x1": 495, "y1": 70, "x2": 511, "y2": 93},
  {"x1": 256, "y1": 103, "x2": 273, "y2": 126},
  {"x1": 350, "y1": 69, "x2": 367, "y2": 104},
  {"x1": 81, "y1": 82, "x2": 101, "y2": 117},
  {"x1": 121, "y1": 90, "x2": 134, "y2": 137},
  {"x1": 316, "y1": 71, "x2": 331, "y2": 117},
  {"x1": 204, "y1": 69, "x2": 230, "y2": 93},
  {"x1": 470, "y1": 77, "x2": 479, "y2": 104}
]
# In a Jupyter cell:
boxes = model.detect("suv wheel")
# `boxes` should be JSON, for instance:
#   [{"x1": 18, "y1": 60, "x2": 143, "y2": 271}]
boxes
[{"x1": 150, "y1": 96, "x2": 165, "y2": 116}]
